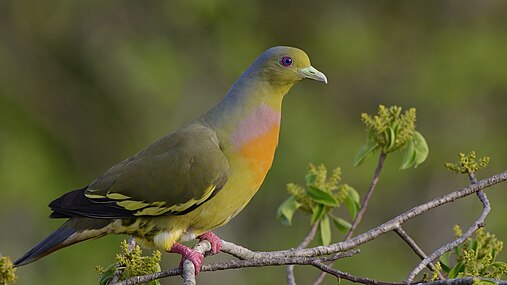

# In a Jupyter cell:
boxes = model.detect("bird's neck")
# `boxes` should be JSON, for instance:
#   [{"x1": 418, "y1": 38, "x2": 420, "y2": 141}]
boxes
[{"x1": 200, "y1": 72, "x2": 293, "y2": 142}]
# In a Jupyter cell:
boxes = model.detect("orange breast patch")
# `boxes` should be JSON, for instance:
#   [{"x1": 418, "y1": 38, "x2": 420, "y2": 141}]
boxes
[{"x1": 239, "y1": 124, "x2": 280, "y2": 186}]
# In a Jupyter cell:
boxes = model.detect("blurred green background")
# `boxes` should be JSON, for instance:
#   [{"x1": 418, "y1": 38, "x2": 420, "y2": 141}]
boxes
[{"x1": 1, "y1": 1, "x2": 507, "y2": 284}]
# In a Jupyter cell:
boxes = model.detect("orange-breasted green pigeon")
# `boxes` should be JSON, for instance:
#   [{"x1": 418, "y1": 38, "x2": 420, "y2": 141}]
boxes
[{"x1": 14, "y1": 46, "x2": 327, "y2": 273}]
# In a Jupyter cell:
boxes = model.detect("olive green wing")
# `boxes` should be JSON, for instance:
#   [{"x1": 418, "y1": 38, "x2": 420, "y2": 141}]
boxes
[{"x1": 49, "y1": 123, "x2": 229, "y2": 218}]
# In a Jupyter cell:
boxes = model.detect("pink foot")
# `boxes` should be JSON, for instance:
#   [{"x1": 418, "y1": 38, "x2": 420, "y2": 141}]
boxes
[
  {"x1": 170, "y1": 243, "x2": 204, "y2": 274},
  {"x1": 198, "y1": 231, "x2": 222, "y2": 255}
]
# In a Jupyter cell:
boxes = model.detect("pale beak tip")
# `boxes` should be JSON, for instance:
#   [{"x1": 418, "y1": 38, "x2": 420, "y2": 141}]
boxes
[{"x1": 299, "y1": 66, "x2": 328, "y2": 84}]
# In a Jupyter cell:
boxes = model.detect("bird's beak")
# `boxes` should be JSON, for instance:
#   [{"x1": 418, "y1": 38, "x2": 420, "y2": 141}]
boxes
[{"x1": 298, "y1": 66, "x2": 328, "y2": 84}]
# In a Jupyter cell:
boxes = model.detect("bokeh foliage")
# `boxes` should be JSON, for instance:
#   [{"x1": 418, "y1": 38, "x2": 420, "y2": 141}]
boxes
[{"x1": 1, "y1": 1, "x2": 507, "y2": 284}]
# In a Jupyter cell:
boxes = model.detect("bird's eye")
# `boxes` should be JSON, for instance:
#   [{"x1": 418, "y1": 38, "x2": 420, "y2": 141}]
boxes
[{"x1": 280, "y1": 56, "x2": 293, "y2": 67}]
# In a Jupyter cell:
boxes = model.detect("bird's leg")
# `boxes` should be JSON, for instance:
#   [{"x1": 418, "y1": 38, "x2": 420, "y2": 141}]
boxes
[
  {"x1": 197, "y1": 231, "x2": 222, "y2": 255},
  {"x1": 169, "y1": 243, "x2": 204, "y2": 274}
]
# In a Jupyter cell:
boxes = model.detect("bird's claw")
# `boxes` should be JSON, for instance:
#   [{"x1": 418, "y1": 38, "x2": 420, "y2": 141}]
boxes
[
  {"x1": 180, "y1": 251, "x2": 204, "y2": 274},
  {"x1": 169, "y1": 232, "x2": 221, "y2": 274},
  {"x1": 170, "y1": 243, "x2": 204, "y2": 274},
  {"x1": 198, "y1": 231, "x2": 222, "y2": 255}
]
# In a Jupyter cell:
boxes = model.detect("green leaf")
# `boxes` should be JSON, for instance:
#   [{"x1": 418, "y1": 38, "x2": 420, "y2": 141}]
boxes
[
  {"x1": 399, "y1": 132, "x2": 429, "y2": 169},
  {"x1": 491, "y1": 248, "x2": 498, "y2": 260},
  {"x1": 311, "y1": 204, "x2": 326, "y2": 224},
  {"x1": 98, "y1": 263, "x2": 118, "y2": 285},
  {"x1": 347, "y1": 186, "x2": 360, "y2": 204},
  {"x1": 344, "y1": 196, "x2": 359, "y2": 219},
  {"x1": 306, "y1": 186, "x2": 338, "y2": 207},
  {"x1": 331, "y1": 215, "x2": 351, "y2": 234},
  {"x1": 320, "y1": 214, "x2": 332, "y2": 246},
  {"x1": 439, "y1": 252, "x2": 452, "y2": 272},
  {"x1": 276, "y1": 196, "x2": 301, "y2": 226},
  {"x1": 344, "y1": 187, "x2": 360, "y2": 219},
  {"x1": 470, "y1": 240, "x2": 478, "y2": 254},
  {"x1": 384, "y1": 126, "x2": 396, "y2": 151},
  {"x1": 353, "y1": 131, "x2": 379, "y2": 167},
  {"x1": 454, "y1": 245, "x2": 461, "y2": 256},
  {"x1": 448, "y1": 261, "x2": 465, "y2": 278},
  {"x1": 413, "y1": 131, "x2": 429, "y2": 168},
  {"x1": 400, "y1": 139, "x2": 416, "y2": 170},
  {"x1": 305, "y1": 173, "x2": 317, "y2": 186}
]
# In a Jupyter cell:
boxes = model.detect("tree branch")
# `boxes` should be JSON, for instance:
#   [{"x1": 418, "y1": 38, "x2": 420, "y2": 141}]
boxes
[{"x1": 110, "y1": 249, "x2": 360, "y2": 285}]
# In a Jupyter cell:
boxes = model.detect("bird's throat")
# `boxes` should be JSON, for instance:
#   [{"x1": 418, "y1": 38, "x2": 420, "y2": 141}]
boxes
[{"x1": 230, "y1": 104, "x2": 281, "y2": 149}]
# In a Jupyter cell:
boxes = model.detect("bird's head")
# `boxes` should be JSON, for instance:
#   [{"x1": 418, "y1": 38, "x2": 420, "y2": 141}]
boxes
[{"x1": 249, "y1": 46, "x2": 327, "y2": 86}]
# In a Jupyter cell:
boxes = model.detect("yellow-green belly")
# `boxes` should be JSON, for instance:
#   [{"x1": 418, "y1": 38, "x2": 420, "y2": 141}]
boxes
[{"x1": 125, "y1": 158, "x2": 265, "y2": 251}]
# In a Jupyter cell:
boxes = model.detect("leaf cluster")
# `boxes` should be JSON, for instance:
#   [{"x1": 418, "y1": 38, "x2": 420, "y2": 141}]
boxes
[
  {"x1": 96, "y1": 240, "x2": 162, "y2": 285},
  {"x1": 0, "y1": 256, "x2": 16, "y2": 285},
  {"x1": 354, "y1": 105, "x2": 428, "y2": 169},
  {"x1": 438, "y1": 226, "x2": 507, "y2": 280},
  {"x1": 277, "y1": 164, "x2": 360, "y2": 245},
  {"x1": 445, "y1": 151, "x2": 490, "y2": 174}
]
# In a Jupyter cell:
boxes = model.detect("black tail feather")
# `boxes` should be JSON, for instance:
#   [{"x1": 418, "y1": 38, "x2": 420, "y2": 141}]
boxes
[{"x1": 14, "y1": 223, "x2": 76, "y2": 267}]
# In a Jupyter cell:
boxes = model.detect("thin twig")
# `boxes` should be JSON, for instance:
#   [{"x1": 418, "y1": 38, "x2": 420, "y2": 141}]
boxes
[
  {"x1": 468, "y1": 172, "x2": 478, "y2": 185},
  {"x1": 313, "y1": 151, "x2": 387, "y2": 285},
  {"x1": 406, "y1": 172, "x2": 492, "y2": 282},
  {"x1": 394, "y1": 227, "x2": 444, "y2": 279},
  {"x1": 286, "y1": 222, "x2": 320, "y2": 285},
  {"x1": 346, "y1": 151, "x2": 388, "y2": 240},
  {"x1": 311, "y1": 260, "x2": 410, "y2": 285}
]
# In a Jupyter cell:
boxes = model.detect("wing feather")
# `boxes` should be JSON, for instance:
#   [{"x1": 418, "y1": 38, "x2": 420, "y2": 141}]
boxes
[{"x1": 49, "y1": 123, "x2": 229, "y2": 219}]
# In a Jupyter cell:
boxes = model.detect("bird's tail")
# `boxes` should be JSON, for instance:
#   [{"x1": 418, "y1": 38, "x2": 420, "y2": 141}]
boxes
[{"x1": 14, "y1": 218, "x2": 111, "y2": 267}]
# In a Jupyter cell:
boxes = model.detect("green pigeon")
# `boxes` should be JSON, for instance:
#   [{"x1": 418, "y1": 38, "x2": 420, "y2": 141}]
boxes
[{"x1": 14, "y1": 46, "x2": 327, "y2": 273}]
